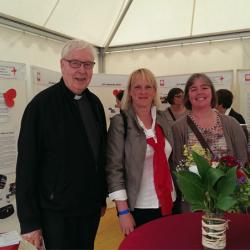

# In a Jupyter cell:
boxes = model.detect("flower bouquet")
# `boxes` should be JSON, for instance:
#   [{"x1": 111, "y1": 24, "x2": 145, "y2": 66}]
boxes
[{"x1": 175, "y1": 144, "x2": 250, "y2": 249}]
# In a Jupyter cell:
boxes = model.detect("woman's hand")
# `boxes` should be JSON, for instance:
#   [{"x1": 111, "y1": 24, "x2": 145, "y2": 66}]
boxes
[
  {"x1": 115, "y1": 200, "x2": 135, "y2": 235},
  {"x1": 118, "y1": 213, "x2": 136, "y2": 235}
]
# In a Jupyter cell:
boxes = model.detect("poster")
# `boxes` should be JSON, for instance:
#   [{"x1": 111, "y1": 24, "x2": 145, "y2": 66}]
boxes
[
  {"x1": 238, "y1": 69, "x2": 250, "y2": 124},
  {"x1": 31, "y1": 66, "x2": 61, "y2": 96},
  {"x1": 89, "y1": 74, "x2": 128, "y2": 126},
  {"x1": 0, "y1": 60, "x2": 27, "y2": 174}
]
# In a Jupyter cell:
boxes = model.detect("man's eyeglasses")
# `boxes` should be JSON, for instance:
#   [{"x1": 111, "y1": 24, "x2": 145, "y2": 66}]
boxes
[{"x1": 63, "y1": 59, "x2": 95, "y2": 69}]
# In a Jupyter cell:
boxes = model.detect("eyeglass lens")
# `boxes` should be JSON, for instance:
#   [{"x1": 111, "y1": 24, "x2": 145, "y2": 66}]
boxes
[
  {"x1": 65, "y1": 59, "x2": 95, "y2": 69},
  {"x1": 175, "y1": 94, "x2": 183, "y2": 98}
]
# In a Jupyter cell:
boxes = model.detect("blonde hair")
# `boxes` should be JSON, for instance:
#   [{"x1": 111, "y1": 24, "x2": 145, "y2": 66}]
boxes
[{"x1": 122, "y1": 68, "x2": 160, "y2": 110}]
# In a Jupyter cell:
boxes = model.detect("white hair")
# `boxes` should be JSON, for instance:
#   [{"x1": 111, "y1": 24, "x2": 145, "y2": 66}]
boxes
[{"x1": 61, "y1": 39, "x2": 97, "y2": 59}]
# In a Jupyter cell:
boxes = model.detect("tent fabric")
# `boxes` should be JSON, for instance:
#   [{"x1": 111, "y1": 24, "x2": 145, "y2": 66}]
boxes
[{"x1": 0, "y1": 0, "x2": 250, "y2": 48}]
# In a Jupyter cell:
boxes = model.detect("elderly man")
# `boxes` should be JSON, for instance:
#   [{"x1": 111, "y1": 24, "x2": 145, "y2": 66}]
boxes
[{"x1": 16, "y1": 39, "x2": 107, "y2": 250}]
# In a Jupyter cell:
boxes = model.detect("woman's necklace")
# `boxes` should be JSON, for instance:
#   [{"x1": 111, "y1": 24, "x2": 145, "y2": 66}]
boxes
[{"x1": 189, "y1": 111, "x2": 219, "y2": 132}]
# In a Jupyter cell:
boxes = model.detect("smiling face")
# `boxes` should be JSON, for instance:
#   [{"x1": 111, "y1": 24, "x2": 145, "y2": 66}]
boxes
[
  {"x1": 129, "y1": 75, "x2": 156, "y2": 109},
  {"x1": 60, "y1": 48, "x2": 94, "y2": 94},
  {"x1": 188, "y1": 77, "x2": 212, "y2": 110}
]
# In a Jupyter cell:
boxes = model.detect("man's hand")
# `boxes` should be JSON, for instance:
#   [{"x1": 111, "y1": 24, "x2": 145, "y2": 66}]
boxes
[{"x1": 22, "y1": 229, "x2": 43, "y2": 250}]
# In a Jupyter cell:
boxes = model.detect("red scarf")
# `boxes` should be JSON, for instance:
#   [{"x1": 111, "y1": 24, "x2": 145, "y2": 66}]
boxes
[{"x1": 146, "y1": 124, "x2": 173, "y2": 216}]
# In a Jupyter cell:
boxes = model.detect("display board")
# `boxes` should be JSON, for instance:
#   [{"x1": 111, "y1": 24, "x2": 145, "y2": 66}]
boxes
[
  {"x1": 0, "y1": 60, "x2": 27, "y2": 232},
  {"x1": 31, "y1": 65, "x2": 61, "y2": 96},
  {"x1": 0, "y1": 61, "x2": 27, "y2": 175},
  {"x1": 89, "y1": 74, "x2": 128, "y2": 126},
  {"x1": 238, "y1": 69, "x2": 250, "y2": 124},
  {"x1": 157, "y1": 70, "x2": 233, "y2": 108}
]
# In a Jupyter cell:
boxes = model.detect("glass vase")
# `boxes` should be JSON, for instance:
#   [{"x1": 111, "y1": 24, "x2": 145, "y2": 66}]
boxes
[{"x1": 201, "y1": 213, "x2": 228, "y2": 250}]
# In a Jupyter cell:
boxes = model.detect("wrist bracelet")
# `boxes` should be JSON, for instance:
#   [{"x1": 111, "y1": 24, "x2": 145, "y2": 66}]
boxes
[{"x1": 117, "y1": 209, "x2": 130, "y2": 216}]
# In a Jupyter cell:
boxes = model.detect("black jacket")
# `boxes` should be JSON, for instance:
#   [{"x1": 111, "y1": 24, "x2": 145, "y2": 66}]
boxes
[
  {"x1": 16, "y1": 78, "x2": 107, "y2": 234},
  {"x1": 229, "y1": 108, "x2": 248, "y2": 141},
  {"x1": 229, "y1": 108, "x2": 246, "y2": 124}
]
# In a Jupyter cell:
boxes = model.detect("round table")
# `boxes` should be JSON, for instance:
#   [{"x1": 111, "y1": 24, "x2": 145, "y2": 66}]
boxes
[{"x1": 119, "y1": 212, "x2": 250, "y2": 249}]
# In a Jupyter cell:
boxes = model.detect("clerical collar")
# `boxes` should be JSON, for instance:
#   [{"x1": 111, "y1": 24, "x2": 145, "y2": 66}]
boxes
[
  {"x1": 74, "y1": 91, "x2": 87, "y2": 100},
  {"x1": 60, "y1": 78, "x2": 89, "y2": 100},
  {"x1": 74, "y1": 95, "x2": 82, "y2": 100}
]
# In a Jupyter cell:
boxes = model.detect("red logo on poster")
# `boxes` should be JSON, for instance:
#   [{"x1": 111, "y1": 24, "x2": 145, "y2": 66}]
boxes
[
  {"x1": 245, "y1": 74, "x2": 250, "y2": 81},
  {"x1": 160, "y1": 80, "x2": 165, "y2": 86},
  {"x1": 3, "y1": 89, "x2": 16, "y2": 107},
  {"x1": 11, "y1": 67, "x2": 17, "y2": 76}
]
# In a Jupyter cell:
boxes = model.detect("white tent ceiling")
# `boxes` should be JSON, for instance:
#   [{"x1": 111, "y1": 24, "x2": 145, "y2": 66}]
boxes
[{"x1": 0, "y1": 0, "x2": 250, "y2": 52}]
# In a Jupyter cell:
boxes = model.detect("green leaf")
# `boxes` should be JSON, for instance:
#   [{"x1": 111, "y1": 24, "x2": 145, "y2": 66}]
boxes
[
  {"x1": 190, "y1": 202, "x2": 206, "y2": 212},
  {"x1": 207, "y1": 168, "x2": 225, "y2": 187},
  {"x1": 192, "y1": 151, "x2": 210, "y2": 181},
  {"x1": 216, "y1": 194, "x2": 237, "y2": 211},
  {"x1": 175, "y1": 171, "x2": 205, "y2": 204},
  {"x1": 207, "y1": 185, "x2": 217, "y2": 200},
  {"x1": 217, "y1": 167, "x2": 237, "y2": 196}
]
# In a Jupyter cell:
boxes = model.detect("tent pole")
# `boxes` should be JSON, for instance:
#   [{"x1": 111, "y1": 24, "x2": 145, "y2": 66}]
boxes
[{"x1": 103, "y1": 0, "x2": 133, "y2": 53}]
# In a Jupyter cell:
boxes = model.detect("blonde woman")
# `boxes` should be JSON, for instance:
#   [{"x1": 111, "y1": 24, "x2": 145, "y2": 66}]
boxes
[{"x1": 106, "y1": 68, "x2": 179, "y2": 235}]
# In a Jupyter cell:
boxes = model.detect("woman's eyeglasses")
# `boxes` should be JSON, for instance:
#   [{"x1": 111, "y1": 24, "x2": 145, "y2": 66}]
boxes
[{"x1": 175, "y1": 94, "x2": 183, "y2": 98}]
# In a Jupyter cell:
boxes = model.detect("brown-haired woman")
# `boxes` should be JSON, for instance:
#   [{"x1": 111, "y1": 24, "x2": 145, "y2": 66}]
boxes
[{"x1": 172, "y1": 73, "x2": 248, "y2": 173}]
